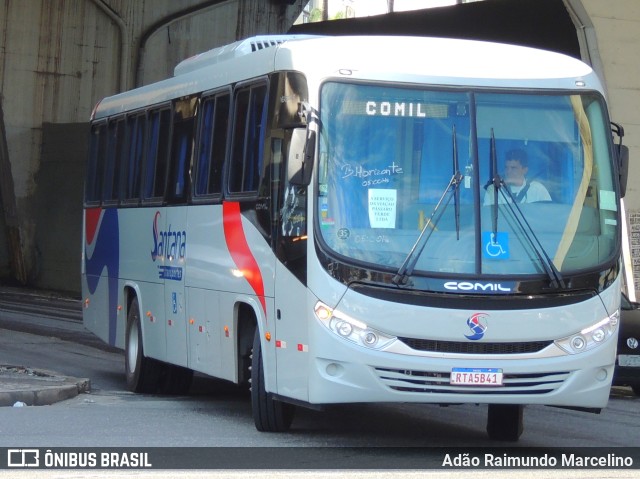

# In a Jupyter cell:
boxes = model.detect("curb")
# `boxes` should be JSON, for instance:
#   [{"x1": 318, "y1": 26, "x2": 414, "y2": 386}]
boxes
[{"x1": 0, "y1": 365, "x2": 91, "y2": 407}]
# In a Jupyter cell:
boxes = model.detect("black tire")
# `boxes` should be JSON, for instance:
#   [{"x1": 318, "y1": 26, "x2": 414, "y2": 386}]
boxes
[
  {"x1": 486, "y1": 404, "x2": 524, "y2": 442},
  {"x1": 631, "y1": 384, "x2": 640, "y2": 396},
  {"x1": 159, "y1": 364, "x2": 193, "y2": 395},
  {"x1": 251, "y1": 328, "x2": 295, "y2": 432},
  {"x1": 125, "y1": 297, "x2": 163, "y2": 393}
]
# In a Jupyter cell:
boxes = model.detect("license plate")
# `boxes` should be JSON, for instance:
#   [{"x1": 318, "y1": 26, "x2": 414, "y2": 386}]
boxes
[
  {"x1": 451, "y1": 368, "x2": 504, "y2": 386},
  {"x1": 618, "y1": 355, "x2": 640, "y2": 368}
]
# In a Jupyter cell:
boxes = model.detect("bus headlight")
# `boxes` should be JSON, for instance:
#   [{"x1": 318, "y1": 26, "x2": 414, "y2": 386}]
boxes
[
  {"x1": 314, "y1": 301, "x2": 396, "y2": 350},
  {"x1": 555, "y1": 310, "x2": 619, "y2": 354}
]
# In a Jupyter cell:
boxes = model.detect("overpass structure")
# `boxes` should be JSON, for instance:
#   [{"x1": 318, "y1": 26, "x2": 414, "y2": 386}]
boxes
[{"x1": 0, "y1": 0, "x2": 638, "y2": 296}]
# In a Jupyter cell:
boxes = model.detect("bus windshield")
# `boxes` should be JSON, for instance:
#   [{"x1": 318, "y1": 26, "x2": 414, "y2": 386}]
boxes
[{"x1": 317, "y1": 81, "x2": 618, "y2": 277}]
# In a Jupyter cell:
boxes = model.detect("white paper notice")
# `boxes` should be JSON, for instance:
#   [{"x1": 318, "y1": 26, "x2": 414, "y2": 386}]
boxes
[{"x1": 368, "y1": 189, "x2": 397, "y2": 228}]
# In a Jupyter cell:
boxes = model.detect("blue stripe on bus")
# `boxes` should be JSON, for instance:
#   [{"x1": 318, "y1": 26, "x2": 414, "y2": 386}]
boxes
[{"x1": 85, "y1": 208, "x2": 120, "y2": 346}]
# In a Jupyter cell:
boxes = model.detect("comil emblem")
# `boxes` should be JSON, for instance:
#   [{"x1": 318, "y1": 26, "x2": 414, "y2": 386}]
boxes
[{"x1": 465, "y1": 313, "x2": 488, "y2": 340}]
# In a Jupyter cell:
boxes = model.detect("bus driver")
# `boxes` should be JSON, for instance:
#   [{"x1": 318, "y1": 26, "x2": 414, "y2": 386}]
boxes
[{"x1": 483, "y1": 148, "x2": 551, "y2": 205}]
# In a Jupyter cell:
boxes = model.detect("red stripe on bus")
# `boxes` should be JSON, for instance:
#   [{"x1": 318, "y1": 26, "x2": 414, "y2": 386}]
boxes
[
  {"x1": 222, "y1": 201, "x2": 267, "y2": 315},
  {"x1": 85, "y1": 208, "x2": 102, "y2": 245}
]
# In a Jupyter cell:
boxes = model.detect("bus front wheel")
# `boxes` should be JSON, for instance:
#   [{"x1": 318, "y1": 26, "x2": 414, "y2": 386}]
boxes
[
  {"x1": 486, "y1": 404, "x2": 524, "y2": 441},
  {"x1": 125, "y1": 297, "x2": 163, "y2": 393},
  {"x1": 251, "y1": 328, "x2": 295, "y2": 432}
]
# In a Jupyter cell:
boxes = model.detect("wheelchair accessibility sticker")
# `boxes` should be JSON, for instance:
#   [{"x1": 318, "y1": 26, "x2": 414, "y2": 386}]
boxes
[{"x1": 483, "y1": 232, "x2": 509, "y2": 259}]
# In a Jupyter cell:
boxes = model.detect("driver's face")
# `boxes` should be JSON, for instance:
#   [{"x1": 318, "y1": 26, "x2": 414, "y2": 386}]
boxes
[{"x1": 504, "y1": 160, "x2": 527, "y2": 186}]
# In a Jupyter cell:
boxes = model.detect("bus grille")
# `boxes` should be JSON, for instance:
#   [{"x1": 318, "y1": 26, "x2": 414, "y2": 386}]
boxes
[
  {"x1": 398, "y1": 337, "x2": 553, "y2": 355},
  {"x1": 374, "y1": 367, "x2": 569, "y2": 395}
]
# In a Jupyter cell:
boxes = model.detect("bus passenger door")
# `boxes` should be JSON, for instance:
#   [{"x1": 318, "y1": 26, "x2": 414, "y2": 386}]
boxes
[{"x1": 273, "y1": 131, "x2": 310, "y2": 402}]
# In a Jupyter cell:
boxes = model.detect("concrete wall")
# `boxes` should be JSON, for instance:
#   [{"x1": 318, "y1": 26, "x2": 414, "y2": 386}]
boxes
[
  {"x1": 0, "y1": 188, "x2": 8, "y2": 279},
  {"x1": 0, "y1": 0, "x2": 121, "y2": 291},
  {"x1": 0, "y1": 0, "x2": 305, "y2": 294},
  {"x1": 34, "y1": 123, "x2": 88, "y2": 293}
]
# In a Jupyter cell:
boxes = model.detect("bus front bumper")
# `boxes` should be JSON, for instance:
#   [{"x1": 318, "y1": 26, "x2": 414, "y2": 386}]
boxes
[{"x1": 306, "y1": 321, "x2": 615, "y2": 409}]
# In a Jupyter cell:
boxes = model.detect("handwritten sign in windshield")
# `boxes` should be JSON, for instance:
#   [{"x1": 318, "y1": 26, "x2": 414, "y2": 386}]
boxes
[{"x1": 341, "y1": 162, "x2": 404, "y2": 188}]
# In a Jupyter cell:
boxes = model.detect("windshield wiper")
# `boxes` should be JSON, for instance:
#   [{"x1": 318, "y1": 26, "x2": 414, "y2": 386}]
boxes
[
  {"x1": 393, "y1": 128, "x2": 463, "y2": 286},
  {"x1": 498, "y1": 186, "x2": 566, "y2": 289},
  {"x1": 489, "y1": 129, "x2": 501, "y2": 239},
  {"x1": 453, "y1": 125, "x2": 461, "y2": 240}
]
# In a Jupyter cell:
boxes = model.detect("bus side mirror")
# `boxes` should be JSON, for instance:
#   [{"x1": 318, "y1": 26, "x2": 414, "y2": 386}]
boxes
[
  {"x1": 619, "y1": 144, "x2": 629, "y2": 198},
  {"x1": 288, "y1": 128, "x2": 315, "y2": 187}
]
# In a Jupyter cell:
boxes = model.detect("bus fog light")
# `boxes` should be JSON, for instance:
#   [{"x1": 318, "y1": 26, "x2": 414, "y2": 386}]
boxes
[{"x1": 326, "y1": 362, "x2": 343, "y2": 377}]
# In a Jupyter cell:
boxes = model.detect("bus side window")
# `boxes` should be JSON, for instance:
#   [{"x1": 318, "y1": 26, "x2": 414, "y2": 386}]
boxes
[
  {"x1": 228, "y1": 82, "x2": 268, "y2": 195},
  {"x1": 194, "y1": 92, "x2": 230, "y2": 199},
  {"x1": 85, "y1": 122, "x2": 107, "y2": 206},
  {"x1": 195, "y1": 97, "x2": 215, "y2": 197},
  {"x1": 280, "y1": 130, "x2": 307, "y2": 238},
  {"x1": 122, "y1": 113, "x2": 145, "y2": 204},
  {"x1": 211, "y1": 95, "x2": 230, "y2": 194},
  {"x1": 103, "y1": 118, "x2": 126, "y2": 205},
  {"x1": 167, "y1": 97, "x2": 197, "y2": 204},
  {"x1": 143, "y1": 107, "x2": 171, "y2": 202}
]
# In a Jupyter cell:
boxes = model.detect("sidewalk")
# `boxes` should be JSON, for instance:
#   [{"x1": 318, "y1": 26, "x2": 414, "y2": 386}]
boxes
[
  {"x1": 0, "y1": 365, "x2": 90, "y2": 407},
  {"x1": 0, "y1": 286, "x2": 93, "y2": 407}
]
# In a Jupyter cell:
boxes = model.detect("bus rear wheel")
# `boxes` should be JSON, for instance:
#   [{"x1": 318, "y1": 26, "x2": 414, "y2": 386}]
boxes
[
  {"x1": 251, "y1": 328, "x2": 295, "y2": 432},
  {"x1": 125, "y1": 297, "x2": 163, "y2": 393},
  {"x1": 486, "y1": 404, "x2": 524, "y2": 441}
]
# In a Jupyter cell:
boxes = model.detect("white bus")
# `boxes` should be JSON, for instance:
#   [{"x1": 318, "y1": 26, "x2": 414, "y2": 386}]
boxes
[{"x1": 82, "y1": 35, "x2": 628, "y2": 441}]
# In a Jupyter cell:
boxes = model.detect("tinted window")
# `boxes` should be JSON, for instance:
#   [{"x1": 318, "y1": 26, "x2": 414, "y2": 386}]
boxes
[
  {"x1": 167, "y1": 97, "x2": 198, "y2": 204},
  {"x1": 85, "y1": 123, "x2": 107, "y2": 204},
  {"x1": 228, "y1": 83, "x2": 268, "y2": 194},
  {"x1": 195, "y1": 93, "x2": 230, "y2": 198},
  {"x1": 103, "y1": 119, "x2": 126, "y2": 204},
  {"x1": 122, "y1": 113, "x2": 146, "y2": 203},
  {"x1": 143, "y1": 108, "x2": 171, "y2": 200}
]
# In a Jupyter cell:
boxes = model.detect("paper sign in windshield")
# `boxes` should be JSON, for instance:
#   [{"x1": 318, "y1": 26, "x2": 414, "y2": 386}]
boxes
[{"x1": 368, "y1": 189, "x2": 397, "y2": 229}]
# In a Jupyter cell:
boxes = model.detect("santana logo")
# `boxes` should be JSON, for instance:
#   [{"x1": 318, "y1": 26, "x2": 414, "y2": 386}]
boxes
[
  {"x1": 465, "y1": 313, "x2": 488, "y2": 341},
  {"x1": 151, "y1": 211, "x2": 186, "y2": 262}
]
